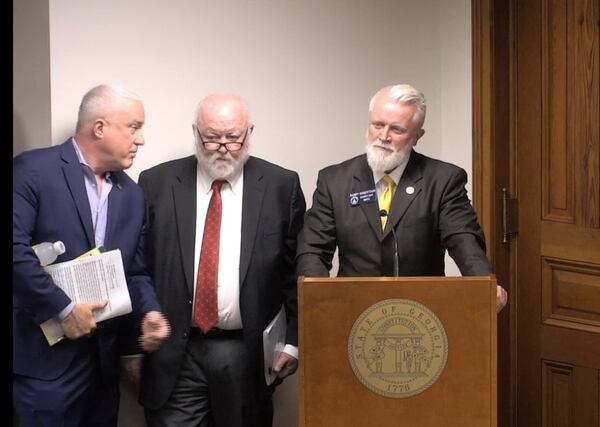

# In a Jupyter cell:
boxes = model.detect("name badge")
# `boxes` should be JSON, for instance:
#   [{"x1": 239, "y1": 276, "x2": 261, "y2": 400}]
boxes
[{"x1": 349, "y1": 189, "x2": 377, "y2": 206}]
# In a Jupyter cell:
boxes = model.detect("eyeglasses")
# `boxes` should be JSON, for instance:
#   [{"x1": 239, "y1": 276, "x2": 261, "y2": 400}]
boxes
[{"x1": 196, "y1": 125, "x2": 253, "y2": 152}]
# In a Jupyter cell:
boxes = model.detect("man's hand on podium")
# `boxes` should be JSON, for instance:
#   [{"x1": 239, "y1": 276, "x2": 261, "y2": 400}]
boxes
[{"x1": 496, "y1": 285, "x2": 508, "y2": 313}]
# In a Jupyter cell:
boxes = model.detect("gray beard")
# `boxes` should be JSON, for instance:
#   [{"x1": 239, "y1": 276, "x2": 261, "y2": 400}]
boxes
[
  {"x1": 365, "y1": 142, "x2": 412, "y2": 173},
  {"x1": 196, "y1": 144, "x2": 249, "y2": 180}
]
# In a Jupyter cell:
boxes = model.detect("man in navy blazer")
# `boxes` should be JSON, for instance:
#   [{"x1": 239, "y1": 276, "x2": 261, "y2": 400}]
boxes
[
  {"x1": 296, "y1": 84, "x2": 508, "y2": 311},
  {"x1": 13, "y1": 84, "x2": 170, "y2": 427},
  {"x1": 135, "y1": 92, "x2": 305, "y2": 427}
]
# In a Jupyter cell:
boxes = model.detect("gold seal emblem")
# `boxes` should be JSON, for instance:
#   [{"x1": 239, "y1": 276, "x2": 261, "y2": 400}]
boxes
[{"x1": 348, "y1": 298, "x2": 448, "y2": 398}]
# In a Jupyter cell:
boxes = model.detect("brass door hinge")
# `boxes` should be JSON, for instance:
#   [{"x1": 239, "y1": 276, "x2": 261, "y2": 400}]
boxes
[{"x1": 502, "y1": 188, "x2": 518, "y2": 243}]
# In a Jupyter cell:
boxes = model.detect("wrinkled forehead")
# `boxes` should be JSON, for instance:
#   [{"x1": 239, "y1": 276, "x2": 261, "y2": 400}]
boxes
[
  {"x1": 369, "y1": 98, "x2": 417, "y2": 122},
  {"x1": 198, "y1": 101, "x2": 248, "y2": 130}
]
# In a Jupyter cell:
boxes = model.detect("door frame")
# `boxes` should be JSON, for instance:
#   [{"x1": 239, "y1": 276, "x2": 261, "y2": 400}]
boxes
[{"x1": 472, "y1": 0, "x2": 515, "y2": 425}]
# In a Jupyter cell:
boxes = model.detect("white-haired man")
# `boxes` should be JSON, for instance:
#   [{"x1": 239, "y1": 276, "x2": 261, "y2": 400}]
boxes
[
  {"x1": 296, "y1": 83, "x2": 508, "y2": 311},
  {"x1": 13, "y1": 84, "x2": 170, "y2": 427},
  {"x1": 137, "y1": 92, "x2": 305, "y2": 426}
]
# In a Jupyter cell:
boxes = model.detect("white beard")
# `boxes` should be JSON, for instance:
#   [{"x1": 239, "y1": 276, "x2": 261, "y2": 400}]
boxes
[
  {"x1": 196, "y1": 142, "x2": 250, "y2": 180},
  {"x1": 365, "y1": 141, "x2": 413, "y2": 173}
]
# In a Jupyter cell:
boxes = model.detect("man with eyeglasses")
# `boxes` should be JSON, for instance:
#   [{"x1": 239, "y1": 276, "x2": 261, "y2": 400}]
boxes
[{"x1": 134, "y1": 92, "x2": 306, "y2": 426}]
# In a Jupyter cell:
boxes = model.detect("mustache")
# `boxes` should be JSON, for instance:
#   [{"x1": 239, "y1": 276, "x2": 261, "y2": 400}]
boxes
[
  {"x1": 206, "y1": 152, "x2": 234, "y2": 161},
  {"x1": 370, "y1": 142, "x2": 395, "y2": 152}
]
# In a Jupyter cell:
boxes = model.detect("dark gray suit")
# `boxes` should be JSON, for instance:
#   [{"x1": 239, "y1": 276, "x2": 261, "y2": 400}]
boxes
[
  {"x1": 138, "y1": 155, "x2": 305, "y2": 425},
  {"x1": 296, "y1": 150, "x2": 492, "y2": 277}
]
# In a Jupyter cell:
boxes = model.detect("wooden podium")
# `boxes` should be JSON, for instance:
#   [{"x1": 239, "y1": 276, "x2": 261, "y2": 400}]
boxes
[{"x1": 298, "y1": 276, "x2": 497, "y2": 427}]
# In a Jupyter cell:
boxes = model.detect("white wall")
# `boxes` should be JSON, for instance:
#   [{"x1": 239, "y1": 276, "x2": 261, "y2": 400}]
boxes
[
  {"x1": 13, "y1": 0, "x2": 51, "y2": 155},
  {"x1": 15, "y1": 0, "x2": 472, "y2": 425},
  {"x1": 439, "y1": 0, "x2": 472, "y2": 276}
]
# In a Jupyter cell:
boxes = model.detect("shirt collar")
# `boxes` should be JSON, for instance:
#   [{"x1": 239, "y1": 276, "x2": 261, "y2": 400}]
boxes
[{"x1": 72, "y1": 138, "x2": 113, "y2": 183}]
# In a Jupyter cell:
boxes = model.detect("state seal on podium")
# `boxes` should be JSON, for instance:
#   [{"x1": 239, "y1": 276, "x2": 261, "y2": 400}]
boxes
[{"x1": 348, "y1": 298, "x2": 448, "y2": 398}]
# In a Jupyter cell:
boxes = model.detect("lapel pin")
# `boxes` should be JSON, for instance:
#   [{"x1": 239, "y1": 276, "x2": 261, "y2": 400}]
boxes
[{"x1": 406, "y1": 186, "x2": 415, "y2": 195}]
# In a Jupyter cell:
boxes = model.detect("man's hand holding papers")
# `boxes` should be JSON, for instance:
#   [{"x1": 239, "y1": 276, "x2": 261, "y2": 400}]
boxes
[
  {"x1": 271, "y1": 351, "x2": 298, "y2": 379},
  {"x1": 39, "y1": 249, "x2": 133, "y2": 345},
  {"x1": 61, "y1": 299, "x2": 108, "y2": 339}
]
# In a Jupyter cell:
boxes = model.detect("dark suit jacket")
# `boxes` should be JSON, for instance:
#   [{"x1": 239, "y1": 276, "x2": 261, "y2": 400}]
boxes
[
  {"x1": 13, "y1": 139, "x2": 161, "y2": 383},
  {"x1": 137, "y1": 155, "x2": 305, "y2": 409},
  {"x1": 296, "y1": 151, "x2": 492, "y2": 277}
]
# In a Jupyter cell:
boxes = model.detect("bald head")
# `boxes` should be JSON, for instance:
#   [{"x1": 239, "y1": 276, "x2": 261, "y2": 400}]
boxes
[{"x1": 194, "y1": 92, "x2": 249, "y2": 129}]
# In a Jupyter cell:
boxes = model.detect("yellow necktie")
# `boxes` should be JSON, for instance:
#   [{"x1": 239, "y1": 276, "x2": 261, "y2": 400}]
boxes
[{"x1": 378, "y1": 175, "x2": 396, "y2": 229}]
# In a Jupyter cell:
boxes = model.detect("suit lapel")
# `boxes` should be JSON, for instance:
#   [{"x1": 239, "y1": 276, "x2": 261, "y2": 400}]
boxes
[
  {"x1": 173, "y1": 157, "x2": 198, "y2": 296},
  {"x1": 104, "y1": 172, "x2": 123, "y2": 249},
  {"x1": 354, "y1": 156, "x2": 383, "y2": 241},
  {"x1": 60, "y1": 140, "x2": 95, "y2": 247},
  {"x1": 239, "y1": 158, "x2": 265, "y2": 286},
  {"x1": 383, "y1": 151, "x2": 423, "y2": 239}
]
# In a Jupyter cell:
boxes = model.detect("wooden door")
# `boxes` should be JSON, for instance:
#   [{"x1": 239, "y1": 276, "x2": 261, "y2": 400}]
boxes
[{"x1": 515, "y1": 0, "x2": 600, "y2": 425}]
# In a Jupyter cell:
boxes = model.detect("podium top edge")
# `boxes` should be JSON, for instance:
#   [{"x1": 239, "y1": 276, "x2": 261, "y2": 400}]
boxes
[{"x1": 298, "y1": 275, "x2": 497, "y2": 285}]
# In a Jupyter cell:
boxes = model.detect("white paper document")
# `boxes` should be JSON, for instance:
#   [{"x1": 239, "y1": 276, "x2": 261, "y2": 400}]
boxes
[
  {"x1": 263, "y1": 305, "x2": 287, "y2": 386},
  {"x1": 39, "y1": 249, "x2": 132, "y2": 346}
]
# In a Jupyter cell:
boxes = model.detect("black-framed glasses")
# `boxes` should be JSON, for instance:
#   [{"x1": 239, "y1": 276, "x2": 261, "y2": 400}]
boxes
[{"x1": 196, "y1": 125, "x2": 253, "y2": 152}]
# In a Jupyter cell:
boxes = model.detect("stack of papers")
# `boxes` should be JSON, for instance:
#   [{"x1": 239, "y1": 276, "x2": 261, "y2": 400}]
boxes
[
  {"x1": 39, "y1": 249, "x2": 132, "y2": 345},
  {"x1": 263, "y1": 305, "x2": 286, "y2": 385}
]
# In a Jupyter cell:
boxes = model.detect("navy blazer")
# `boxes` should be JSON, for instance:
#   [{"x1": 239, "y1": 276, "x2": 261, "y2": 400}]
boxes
[
  {"x1": 296, "y1": 151, "x2": 493, "y2": 277},
  {"x1": 13, "y1": 139, "x2": 160, "y2": 382},
  {"x1": 137, "y1": 155, "x2": 305, "y2": 409}
]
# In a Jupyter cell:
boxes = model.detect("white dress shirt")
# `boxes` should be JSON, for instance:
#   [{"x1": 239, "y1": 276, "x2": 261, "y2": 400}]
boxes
[
  {"x1": 194, "y1": 167, "x2": 244, "y2": 330},
  {"x1": 193, "y1": 165, "x2": 298, "y2": 359}
]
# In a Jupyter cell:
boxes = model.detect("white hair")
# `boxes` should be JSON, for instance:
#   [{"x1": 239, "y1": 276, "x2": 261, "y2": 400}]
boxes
[
  {"x1": 76, "y1": 84, "x2": 141, "y2": 132},
  {"x1": 368, "y1": 84, "x2": 427, "y2": 127}
]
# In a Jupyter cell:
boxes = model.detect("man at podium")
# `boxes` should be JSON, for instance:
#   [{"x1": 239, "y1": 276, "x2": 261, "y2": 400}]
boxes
[{"x1": 296, "y1": 83, "x2": 507, "y2": 311}]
